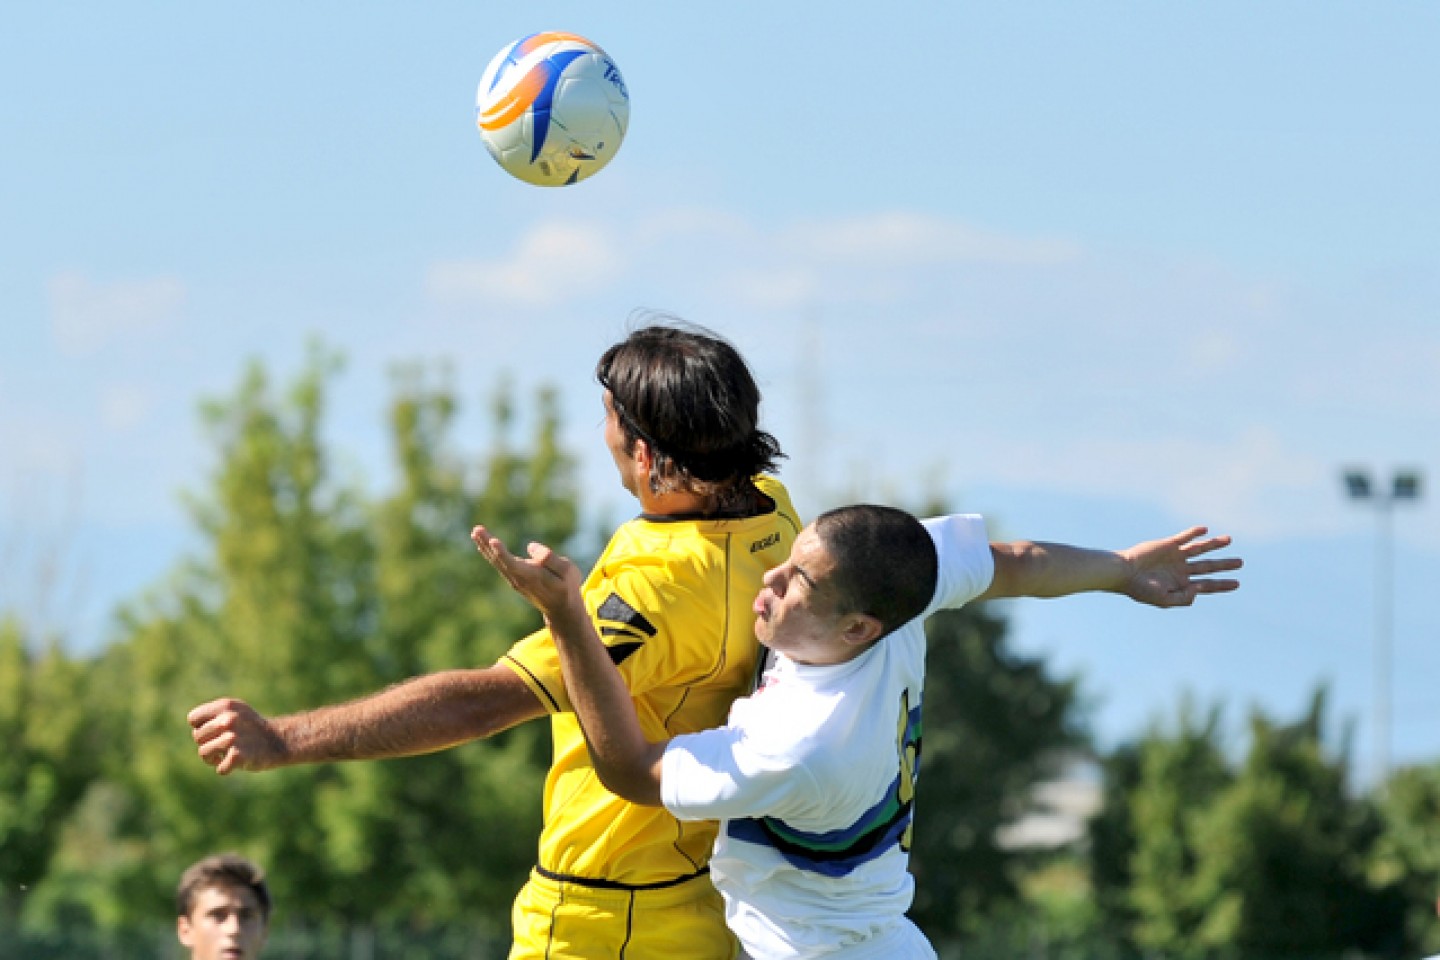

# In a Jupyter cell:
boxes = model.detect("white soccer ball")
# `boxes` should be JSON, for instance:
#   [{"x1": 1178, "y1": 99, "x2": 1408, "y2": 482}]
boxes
[{"x1": 475, "y1": 32, "x2": 630, "y2": 187}]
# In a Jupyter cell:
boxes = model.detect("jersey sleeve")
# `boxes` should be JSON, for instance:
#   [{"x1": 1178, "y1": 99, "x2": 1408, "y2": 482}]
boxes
[
  {"x1": 921, "y1": 514, "x2": 995, "y2": 616},
  {"x1": 660, "y1": 726, "x2": 818, "y2": 823},
  {"x1": 501, "y1": 564, "x2": 721, "y2": 715}
]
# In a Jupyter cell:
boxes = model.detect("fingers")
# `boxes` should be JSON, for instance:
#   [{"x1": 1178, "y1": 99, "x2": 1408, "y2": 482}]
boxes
[
  {"x1": 1170, "y1": 528, "x2": 1239, "y2": 563},
  {"x1": 1171, "y1": 529, "x2": 1242, "y2": 587},
  {"x1": 191, "y1": 704, "x2": 241, "y2": 772},
  {"x1": 1194, "y1": 578, "x2": 1241, "y2": 595},
  {"x1": 1187, "y1": 557, "x2": 1244, "y2": 576},
  {"x1": 190, "y1": 701, "x2": 244, "y2": 750},
  {"x1": 525, "y1": 541, "x2": 570, "y2": 581},
  {"x1": 470, "y1": 525, "x2": 510, "y2": 566},
  {"x1": 187, "y1": 698, "x2": 230, "y2": 728},
  {"x1": 196, "y1": 729, "x2": 235, "y2": 765}
]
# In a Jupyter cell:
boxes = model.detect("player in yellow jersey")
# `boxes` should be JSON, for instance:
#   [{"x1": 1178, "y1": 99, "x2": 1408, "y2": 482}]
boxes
[{"x1": 187, "y1": 322, "x2": 801, "y2": 960}]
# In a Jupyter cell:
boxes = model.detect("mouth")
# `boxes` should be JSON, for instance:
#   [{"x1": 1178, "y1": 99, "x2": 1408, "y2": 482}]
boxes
[{"x1": 752, "y1": 593, "x2": 770, "y2": 620}]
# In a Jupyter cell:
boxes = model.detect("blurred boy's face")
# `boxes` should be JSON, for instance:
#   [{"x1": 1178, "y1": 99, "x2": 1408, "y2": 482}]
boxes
[{"x1": 177, "y1": 883, "x2": 267, "y2": 960}]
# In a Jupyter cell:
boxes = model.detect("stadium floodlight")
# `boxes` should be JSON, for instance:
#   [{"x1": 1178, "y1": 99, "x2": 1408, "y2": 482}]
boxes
[
  {"x1": 1342, "y1": 467, "x2": 1425, "y2": 786},
  {"x1": 1393, "y1": 472, "x2": 1422, "y2": 501},
  {"x1": 1344, "y1": 470, "x2": 1373, "y2": 500}
]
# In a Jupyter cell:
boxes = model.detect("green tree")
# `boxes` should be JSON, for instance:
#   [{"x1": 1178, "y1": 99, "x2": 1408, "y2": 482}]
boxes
[
  {"x1": 306, "y1": 367, "x2": 576, "y2": 922},
  {"x1": 0, "y1": 618, "x2": 99, "y2": 928},
  {"x1": 1087, "y1": 741, "x2": 1143, "y2": 945},
  {"x1": 105, "y1": 349, "x2": 379, "y2": 922},
  {"x1": 1372, "y1": 761, "x2": 1440, "y2": 955},
  {"x1": 1185, "y1": 691, "x2": 1399, "y2": 957},
  {"x1": 1105, "y1": 690, "x2": 1404, "y2": 959},
  {"x1": 1124, "y1": 699, "x2": 1231, "y2": 957},
  {"x1": 908, "y1": 603, "x2": 1085, "y2": 940},
  {"x1": 42, "y1": 350, "x2": 580, "y2": 930}
]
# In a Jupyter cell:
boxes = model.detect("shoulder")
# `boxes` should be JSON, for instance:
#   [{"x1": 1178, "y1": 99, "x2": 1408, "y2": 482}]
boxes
[
  {"x1": 921, "y1": 513, "x2": 995, "y2": 614},
  {"x1": 584, "y1": 539, "x2": 728, "y2": 647}
]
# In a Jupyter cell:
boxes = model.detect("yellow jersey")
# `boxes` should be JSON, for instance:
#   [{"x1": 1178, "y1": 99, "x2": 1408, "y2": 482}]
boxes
[{"x1": 502, "y1": 476, "x2": 802, "y2": 887}]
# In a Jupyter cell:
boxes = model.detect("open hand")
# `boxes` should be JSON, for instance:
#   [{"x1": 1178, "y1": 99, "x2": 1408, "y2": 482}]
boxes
[
  {"x1": 471, "y1": 525, "x2": 584, "y2": 619},
  {"x1": 1120, "y1": 527, "x2": 1242, "y2": 607}
]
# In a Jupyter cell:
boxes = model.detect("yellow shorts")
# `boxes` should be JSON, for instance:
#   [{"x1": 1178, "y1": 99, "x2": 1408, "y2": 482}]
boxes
[{"x1": 507, "y1": 866, "x2": 739, "y2": 960}]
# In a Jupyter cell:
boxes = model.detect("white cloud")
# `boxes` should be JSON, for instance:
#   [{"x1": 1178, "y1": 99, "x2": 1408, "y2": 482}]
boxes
[
  {"x1": 426, "y1": 222, "x2": 624, "y2": 308},
  {"x1": 966, "y1": 426, "x2": 1342, "y2": 543},
  {"x1": 620, "y1": 207, "x2": 1083, "y2": 312},
  {"x1": 634, "y1": 207, "x2": 751, "y2": 247},
  {"x1": 723, "y1": 266, "x2": 821, "y2": 311},
  {"x1": 47, "y1": 271, "x2": 185, "y2": 356},
  {"x1": 99, "y1": 383, "x2": 154, "y2": 432},
  {"x1": 781, "y1": 212, "x2": 1081, "y2": 267},
  {"x1": 423, "y1": 208, "x2": 1081, "y2": 315}
]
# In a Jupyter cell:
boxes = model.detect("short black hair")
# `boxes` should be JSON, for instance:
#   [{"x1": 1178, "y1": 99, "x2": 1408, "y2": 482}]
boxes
[
  {"x1": 596, "y1": 317, "x2": 783, "y2": 511},
  {"x1": 176, "y1": 853, "x2": 271, "y2": 924},
  {"x1": 812, "y1": 505, "x2": 937, "y2": 638}
]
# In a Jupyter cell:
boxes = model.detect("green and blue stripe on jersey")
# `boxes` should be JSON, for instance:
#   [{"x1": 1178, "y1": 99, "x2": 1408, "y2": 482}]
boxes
[{"x1": 725, "y1": 697, "x2": 924, "y2": 878}]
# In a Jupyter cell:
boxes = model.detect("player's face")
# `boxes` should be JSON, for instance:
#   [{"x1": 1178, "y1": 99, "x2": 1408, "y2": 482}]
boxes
[
  {"x1": 177, "y1": 884, "x2": 267, "y2": 960},
  {"x1": 602, "y1": 391, "x2": 640, "y2": 497},
  {"x1": 752, "y1": 527, "x2": 852, "y2": 665}
]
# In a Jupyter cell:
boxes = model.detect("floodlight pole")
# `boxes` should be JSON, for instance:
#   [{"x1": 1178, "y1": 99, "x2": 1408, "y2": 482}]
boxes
[{"x1": 1342, "y1": 468, "x2": 1423, "y2": 786}]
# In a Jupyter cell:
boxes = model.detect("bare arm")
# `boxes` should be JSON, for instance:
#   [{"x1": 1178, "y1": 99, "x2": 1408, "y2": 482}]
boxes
[
  {"x1": 978, "y1": 526, "x2": 1242, "y2": 606},
  {"x1": 188, "y1": 665, "x2": 545, "y2": 775},
  {"x1": 471, "y1": 525, "x2": 667, "y2": 806}
]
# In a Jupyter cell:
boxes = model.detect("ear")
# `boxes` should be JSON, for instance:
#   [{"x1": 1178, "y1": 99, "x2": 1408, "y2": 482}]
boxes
[
  {"x1": 177, "y1": 916, "x2": 194, "y2": 948},
  {"x1": 632, "y1": 437, "x2": 654, "y2": 471},
  {"x1": 839, "y1": 613, "x2": 884, "y2": 649},
  {"x1": 631, "y1": 437, "x2": 656, "y2": 486}
]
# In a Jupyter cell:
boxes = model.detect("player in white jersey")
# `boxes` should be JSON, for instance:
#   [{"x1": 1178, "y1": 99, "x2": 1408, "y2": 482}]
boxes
[{"x1": 474, "y1": 505, "x2": 1241, "y2": 959}]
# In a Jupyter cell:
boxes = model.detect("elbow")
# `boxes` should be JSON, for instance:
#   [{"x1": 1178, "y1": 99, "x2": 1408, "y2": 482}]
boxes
[{"x1": 594, "y1": 765, "x2": 663, "y2": 807}]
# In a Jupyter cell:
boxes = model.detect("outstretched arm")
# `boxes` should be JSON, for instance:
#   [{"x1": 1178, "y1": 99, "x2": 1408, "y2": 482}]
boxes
[
  {"x1": 978, "y1": 526, "x2": 1241, "y2": 606},
  {"x1": 188, "y1": 666, "x2": 545, "y2": 775},
  {"x1": 471, "y1": 525, "x2": 666, "y2": 806}
]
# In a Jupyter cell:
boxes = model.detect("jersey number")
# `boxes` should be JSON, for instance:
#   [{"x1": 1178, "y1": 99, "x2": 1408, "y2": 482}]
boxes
[{"x1": 896, "y1": 689, "x2": 922, "y2": 852}]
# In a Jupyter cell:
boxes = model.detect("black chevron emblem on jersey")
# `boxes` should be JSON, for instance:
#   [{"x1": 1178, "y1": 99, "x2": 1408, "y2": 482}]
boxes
[
  {"x1": 596, "y1": 592, "x2": 657, "y2": 637},
  {"x1": 604, "y1": 641, "x2": 645, "y2": 666}
]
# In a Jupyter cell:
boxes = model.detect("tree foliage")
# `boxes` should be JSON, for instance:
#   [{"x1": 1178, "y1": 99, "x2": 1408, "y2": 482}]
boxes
[
  {"x1": 908, "y1": 602, "x2": 1085, "y2": 939},
  {"x1": 0, "y1": 619, "x2": 100, "y2": 926},
  {"x1": 22, "y1": 351, "x2": 576, "y2": 931},
  {"x1": 1369, "y1": 761, "x2": 1440, "y2": 955},
  {"x1": 1096, "y1": 689, "x2": 1409, "y2": 959}
]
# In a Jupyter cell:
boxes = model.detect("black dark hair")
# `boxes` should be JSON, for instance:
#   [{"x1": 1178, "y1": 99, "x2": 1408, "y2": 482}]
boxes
[
  {"x1": 176, "y1": 853, "x2": 271, "y2": 923},
  {"x1": 596, "y1": 317, "x2": 783, "y2": 512},
  {"x1": 812, "y1": 505, "x2": 937, "y2": 638}
]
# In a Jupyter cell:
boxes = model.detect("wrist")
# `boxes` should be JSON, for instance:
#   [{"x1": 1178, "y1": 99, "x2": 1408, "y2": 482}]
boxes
[
  {"x1": 1111, "y1": 549, "x2": 1140, "y2": 595},
  {"x1": 545, "y1": 599, "x2": 592, "y2": 637}
]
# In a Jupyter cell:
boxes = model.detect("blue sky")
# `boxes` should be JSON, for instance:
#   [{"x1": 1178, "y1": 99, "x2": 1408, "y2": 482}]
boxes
[{"x1": 3, "y1": 2, "x2": 1438, "y2": 777}]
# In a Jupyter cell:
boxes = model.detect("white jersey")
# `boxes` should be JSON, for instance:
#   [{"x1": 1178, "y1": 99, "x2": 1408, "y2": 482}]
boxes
[{"x1": 661, "y1": 515, "x2": 994, "y2": 960}]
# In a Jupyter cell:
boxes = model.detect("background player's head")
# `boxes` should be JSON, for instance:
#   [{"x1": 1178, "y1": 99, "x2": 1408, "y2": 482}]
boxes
[
  {"x1": 753, "y1": 504, "x2": 937, "y2": 665},
  {"x1": 175, "y1": 853, "x2": 270, "y2": 960},
  {"x1": 596, "y1": 318, "x2": 782, "y2": 511}
]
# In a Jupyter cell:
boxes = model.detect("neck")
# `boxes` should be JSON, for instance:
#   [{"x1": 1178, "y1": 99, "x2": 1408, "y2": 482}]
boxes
[{"x1": 636, "y1": 486, "x2": 713, "y2": 517}]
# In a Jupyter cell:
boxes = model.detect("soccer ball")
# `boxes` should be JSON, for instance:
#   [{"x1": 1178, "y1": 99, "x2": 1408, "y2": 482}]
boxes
[{"x1": 475, "y1": 32, "x2": 630, "y2": 187}]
